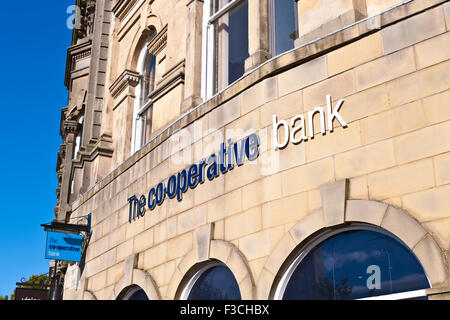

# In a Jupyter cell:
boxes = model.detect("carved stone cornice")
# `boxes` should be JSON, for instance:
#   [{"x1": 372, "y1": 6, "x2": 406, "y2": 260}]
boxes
[
  {"x1": 72, "y1": 133, "x2": 114, "y2": 169},
  {"x1": 63, "y1": 120, "x2": 81, "y2": 138},
  {"x1": 73, "y1": 0, "x2": 96, "y2": 42},
  {"x1": 112, "y1": 0, "x2": 139, "y2": 20},
  {"x1": 147, "y1": 24, "x2": 168, "y2": 56},
  {"x1": 149, "y1": 60, "x2": 185, "y2": 104},
  {"x1": 65, "y1": 39, "x2": 92, "y2": 89},
  {"x1": 109, "y1": 69, "x2": 140, "y2": 99}
]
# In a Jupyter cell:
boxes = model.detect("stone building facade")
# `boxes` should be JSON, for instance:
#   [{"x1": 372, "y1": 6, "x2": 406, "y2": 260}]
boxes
[{"x1": 56, "y1": 0, "x2": 450, "y2": 300}]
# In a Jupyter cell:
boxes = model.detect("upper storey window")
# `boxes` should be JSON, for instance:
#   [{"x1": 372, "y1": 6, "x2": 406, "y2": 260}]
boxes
[
  {"x1": 269, "y1": 0, "x2": 298, "y2": 56},
  {"x1": 202, "y1": 0, "x2": 299, "y2": 98},
  {"x1": 131, "y1": 35, "x2": 157, "y2": 154},
  {"x1": 204, "y1": 0, "x2": 249, "y2": 96}
]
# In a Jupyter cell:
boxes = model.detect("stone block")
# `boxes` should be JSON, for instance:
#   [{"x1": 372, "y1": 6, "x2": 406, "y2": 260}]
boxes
[
  {"x1": 413, "y1": 234, "x2": 447, "y2": 286},
  {"x1": 142, "y1": 242, "x2": 167, "y2": 269},
  {"x1": 360, "y1": 101, "x2": 424, "y2": 145},
  {"x1": 395, "y1": 121, "x2": 450, "y2": 164},
  {"x1": 345, "y1": 200, "x2": 387, "y2": 226},
  {"x1": 335, "y1": 139, "x2": 396, "y2": 180},
  {"x1": 434, "y1": 152, "x2": 450, "y2": 186},
  {"x1": 425, "y1": 217, "x2": 450, "y2": 251},
  {"x1": 177, "y1": 204, "x2": 208, "y2": 234},
  {"x1": 339, "y1": 84, "x2": 390, "y2": 128},
  {"x1": 194, "y1": 174, "x2": 225, "y2": 205},
  {"x1": 288, "y1": 209, "x2": 325, "y2": 244},
  {"x1": 423, "y1": 90, "x2": 450, "y2": 126},
  {"x1": 303, "y1": 70, "x2": 355, "y2": 111},
  {"x1": 264, "y1": 233, "x2": 296, "y2": 275},
  {"x1": 260, "y1": 90, "x2": 303, "y2": 128},
  {"x1": 355, "y1": 47, "x2": 416, "y2": 92},
  {"x1": 380, "y1": 206, "x2": 426, "y2": 249},
  {"x1": 445, "y1": 2, "x2": 450, "y2": 30},
  {"x1": 116, "y1": 239, "x2": 133, "y2": 263},
  {"x1": 415, "y1": 31, "x2": 450, "y2": 70},
  {"x1": 367, "y1": 159, "x2": 435, "y2": 200},
  {"x1": 306, "y1": 121, "x2": 362, "y2": 162},
  {"x1": 387, "y1": 60, "x2": 450, "y2": 107},
  {"x1": 320, "y1": 179, "x2": 347, "y2": 227},
  {"x1": 402, "y1": 184, "x2": 450, "y2": 222},
  {"x1": 227, "y1": 249, "x2": 250, "y2": 284},
  {"x1": 208, "y1": 95, "x2": 241, "y2": 131},
  {"x1": 262, "y1": 192, "x2": 309, "y2": 229},
  {"x1": 207, "y1": 188, "x2": 242, "y2": 222},
  {"x1": 133, "y1": 228, "x2": 154, "y2": 254},
  {"x1": 225, "y1": 206, "x2": 262, "y2": 241},
  {"x1": 195, "y1": 223, "x2": 214, "y2": 262},
  {"x1": 278, "y1": 55, "x2": 328, "y2": 97},
  {"x1": 327, "y1": 32, "x2": 383, "y2": 76},
  {"x1": 256, "y1": 268, "x2": 275, "y2": 299},
  {"x1": 209, "y1": 239, "x2": 233, "y2": 263},
  {"x1": 242, "y1": 80, "x2": 265, "y2": 115},
  {"x1": 167, "y1": 232, "x2": 193, "y2": 261},
  {"x1": 308, "y1": 189, "x2": 322, "y2": 212},
  {"x1": 242, "y1": 174, "x2": 282, "y2": 211},
  {"x1": 281, "y1": 158, "x2": 335, "y2": 197},
  {"x1": 382, "y1": 6, "x2": 446, "y2": 54},
  {"x1": 348, "y1": 175, "x2": 368, "y2": 200},
  {"x1": 238, "y1": 229, "x2": 275, "y2": 261}
]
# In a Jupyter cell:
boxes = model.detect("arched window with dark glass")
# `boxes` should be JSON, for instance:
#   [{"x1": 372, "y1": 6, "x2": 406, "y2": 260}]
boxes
[
  {"x1": 273, "y1": 224, "x2": 430, "y2": 300},
  {"x1": 180, "y1": 261, "x2": 241, "y2": 300},
  {"x1": 117, "y1": 285, "x2": 149, "y2": 300}
]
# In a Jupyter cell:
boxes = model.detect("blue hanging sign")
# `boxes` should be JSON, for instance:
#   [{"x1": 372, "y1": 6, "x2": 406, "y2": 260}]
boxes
[{"x1": 45, "y1": 231, "x2": 83, "y2": 262}]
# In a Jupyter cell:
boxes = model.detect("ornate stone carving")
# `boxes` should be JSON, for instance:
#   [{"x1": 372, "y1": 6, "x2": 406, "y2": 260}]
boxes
[
  {"x1": 75, "y1": 0, "x2": 96, "y2": 41},
  {"x1": 147, "y1": 24, "x2": 168, "y2": 56},
  {"x1": 109, "y1": 69, "x2": 140, "y2": 99}
]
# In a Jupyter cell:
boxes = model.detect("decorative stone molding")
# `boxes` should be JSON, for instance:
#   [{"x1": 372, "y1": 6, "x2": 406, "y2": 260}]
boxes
[
  {"x1": 74, "y1": 0, "x2": 96, "y2": 41},
  {"x1": 63, "y1": 120, "x2": 81, "y2": 137},
  {"x1": 167, "y1": 238, "x2": 255, "y2": 300},
  {"x1": 109, "y1": 69, "x2": 140, "y2": 99},
  {"x1": 147, "y1": 24, "x2": 167, "y2": 56},
  {"x1": 149, "y1": 60, "x2": 185, "y2": 104},
  {"x1": 255, "y1": 180, "x2": 448, "y2": 299},
  {"x1": 65, "y1": 39, "x2": 92, "y2": 89},
  {"x1": 112, "y1": 0, "x2": 139, "y2": 21},
  {"x1": 111, "y1": 262, "x2": 161, "y2": 300}
]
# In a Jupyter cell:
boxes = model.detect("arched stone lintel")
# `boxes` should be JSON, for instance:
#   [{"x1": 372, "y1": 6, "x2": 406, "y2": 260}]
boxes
[
  {"x1": 111, "y1": 254, "x2": 160, "y2": 300},
  {"x1": 167, "y1": 229, "x2": 256, "y2": 300},
  {"x1": 256, "y1": 179, "x2": 448, "y2": 299}
]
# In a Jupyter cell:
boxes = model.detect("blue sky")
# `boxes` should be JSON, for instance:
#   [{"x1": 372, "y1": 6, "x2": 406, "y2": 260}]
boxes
[{"x1": 0, "y1": 1, "x2": 74, "y2": 297}]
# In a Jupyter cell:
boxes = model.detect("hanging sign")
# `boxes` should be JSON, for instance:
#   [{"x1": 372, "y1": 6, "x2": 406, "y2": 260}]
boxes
[{"x1": 45, "y1": 231, "x2": 83, "y2": 262}]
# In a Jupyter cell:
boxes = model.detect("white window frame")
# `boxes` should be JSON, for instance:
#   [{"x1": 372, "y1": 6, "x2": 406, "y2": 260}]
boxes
[
  {"x1": 201, "y1": 0, "x2": 246, "y2": 100},
  {"x1": 131, "y1": 38, "x2": 152, "y2": 154}
]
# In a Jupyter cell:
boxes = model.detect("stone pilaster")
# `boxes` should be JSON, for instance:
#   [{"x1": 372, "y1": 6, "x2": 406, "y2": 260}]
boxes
[
  {"x1": 245, "y1": 0, "x2": 271, "y2": 72},
  {"x1": 57, "y1": 120, "x2": 80, "y2": 222},
  {"x1": 181, "y1": 0, "x2": 205, "y2": 113}
]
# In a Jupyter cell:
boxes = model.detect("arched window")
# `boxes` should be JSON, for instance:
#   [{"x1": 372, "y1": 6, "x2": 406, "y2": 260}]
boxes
[
  {"x1": 131, "y1": 31, "x2": 157, "y2": 154},
  {"x1": 117, "y1": 285, "x2": 149, "y2": 300},
  {"x1": 273, "y1": 224, "x2": 430, "y2": 300},
  {"x1": 180, "y1": 261, "x2": 241, "y2": 300}
]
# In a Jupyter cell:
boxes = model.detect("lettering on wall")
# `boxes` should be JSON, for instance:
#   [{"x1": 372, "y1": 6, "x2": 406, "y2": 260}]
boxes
[
  {"x1": 273, "y1": 94, "x2": 347, "y2": 150},
  {"x1": 128, "y1": 133, "x2": 260, "y2": 223}
]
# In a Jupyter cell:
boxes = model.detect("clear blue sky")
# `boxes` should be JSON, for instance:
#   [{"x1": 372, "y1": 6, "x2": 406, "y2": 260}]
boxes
[{"x1": 0, "y1": 1, "x2": 74, "y2": 297}]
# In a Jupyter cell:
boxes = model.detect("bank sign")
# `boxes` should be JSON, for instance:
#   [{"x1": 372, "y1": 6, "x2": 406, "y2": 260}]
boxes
[
  {"x1": 45, "y1": 231, "x2": 83, "y2": 262},
  {"x1": 127, "y1": 95, "x2": 346, "y2": 223}
]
